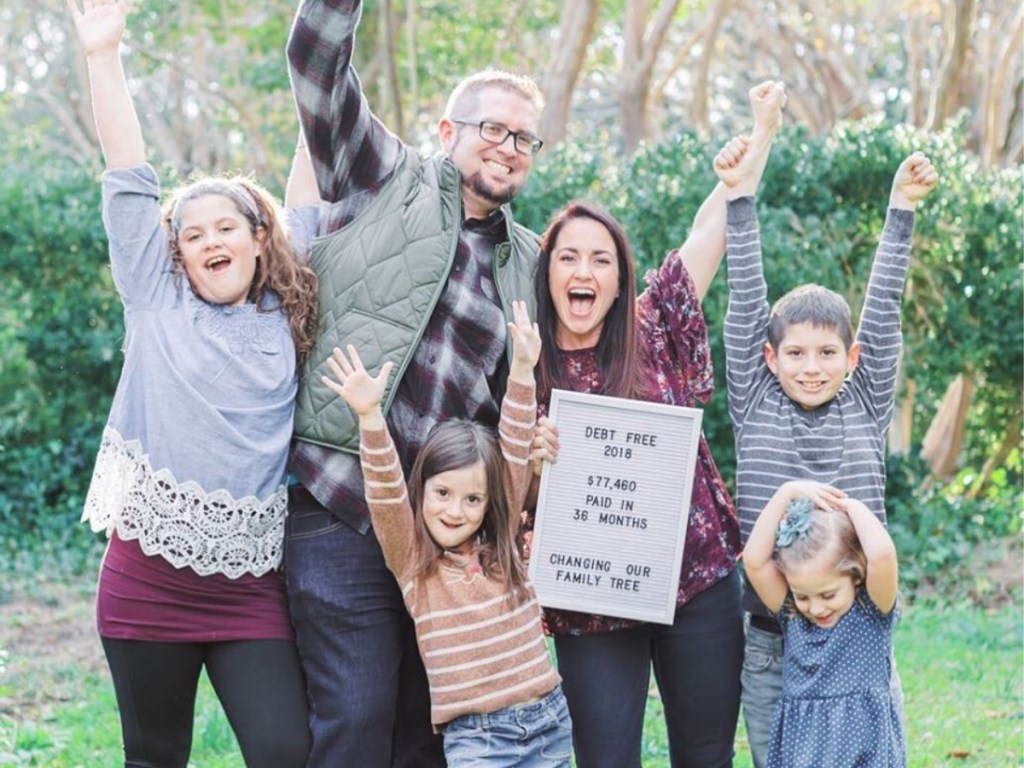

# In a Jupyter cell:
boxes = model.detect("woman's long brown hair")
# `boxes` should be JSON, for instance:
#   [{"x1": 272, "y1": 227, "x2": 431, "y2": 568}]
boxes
[{"x1": 533, "y1": 201, "x2": 644, "y2": 404}]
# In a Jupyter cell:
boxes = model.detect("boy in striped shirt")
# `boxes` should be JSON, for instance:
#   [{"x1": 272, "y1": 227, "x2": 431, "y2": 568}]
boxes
[{"x1": 715, "y1": 138, "x2": 938, "y2": 767}]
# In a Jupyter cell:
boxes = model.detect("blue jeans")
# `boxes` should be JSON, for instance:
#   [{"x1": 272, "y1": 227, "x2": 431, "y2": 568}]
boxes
[
  {"x1": 740, "y1": 621, "x2": 783, "y2": 768},
  {"x1": 554, "y1": 569, "x2": 744, "y2": 768},
  {"x1": 442, "y1": 685, "x2": 573, "y2": 767},
  {"x1": 284, "y1": 492, "x2": 444, "y2": 768}
]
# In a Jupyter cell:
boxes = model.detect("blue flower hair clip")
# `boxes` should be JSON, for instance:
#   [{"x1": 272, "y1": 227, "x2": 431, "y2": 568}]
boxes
[{"x1": 776, "y1": 497, "x2": 814, "y2": 548}]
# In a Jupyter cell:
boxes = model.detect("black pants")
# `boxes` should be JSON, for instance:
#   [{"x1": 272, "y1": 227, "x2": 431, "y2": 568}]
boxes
[
  {"x1": 554, "y1": 569, "x2": 744, "y2": 768},
  {"x1": 102, "y1": 637, "x2": 310, "y2": 768}
]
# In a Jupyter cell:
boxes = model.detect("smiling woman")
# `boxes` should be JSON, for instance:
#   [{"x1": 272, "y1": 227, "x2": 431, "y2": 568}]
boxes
[
  {"x1": 546, "y1": 216, "x2": 621, "y2": 351},
  {"x1": 521, "y1": 81, "x2": 789, "y2": 768}
]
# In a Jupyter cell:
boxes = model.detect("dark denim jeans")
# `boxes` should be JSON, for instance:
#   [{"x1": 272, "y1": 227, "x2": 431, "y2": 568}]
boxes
[
  {"x1": 553, "y1": 569, "x2": 744, "y2": 768},
  {"x1": 284, "y1": 491, "x2": 445, "y2": 768}
]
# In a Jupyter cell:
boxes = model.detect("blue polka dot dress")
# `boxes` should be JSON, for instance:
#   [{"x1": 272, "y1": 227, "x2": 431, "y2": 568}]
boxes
[{"x1": 767, "y1": 589, "x2": 906, "y2": 767}]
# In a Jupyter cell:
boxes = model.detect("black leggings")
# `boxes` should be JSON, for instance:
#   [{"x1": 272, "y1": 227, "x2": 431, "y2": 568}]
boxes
[{"x1": 101, "y1": 637, "x2": 310, "y2": 768}]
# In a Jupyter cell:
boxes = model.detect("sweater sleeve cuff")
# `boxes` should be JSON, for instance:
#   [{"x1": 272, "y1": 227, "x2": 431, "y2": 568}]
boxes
[
  {"x1": 884, "y1": 207, "x2": 916, "y2": 239},
  {"x1": 505, "y1": 379, "x2": 537, "y2": 411},
  {"x1": 359, "y1": 426, "x2": 391, "y2": 451},
  {"x1": 726, "y1": 196, "x2": 757, "y2": 226}
]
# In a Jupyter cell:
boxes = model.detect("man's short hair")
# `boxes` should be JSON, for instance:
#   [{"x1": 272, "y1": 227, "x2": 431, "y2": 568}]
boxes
[
  {"x1": 444, "y1": 69, "x2": 545, "y2": 120},
  {"x1": 767, "y1": 284, "x2": 854, "y2": 349}
]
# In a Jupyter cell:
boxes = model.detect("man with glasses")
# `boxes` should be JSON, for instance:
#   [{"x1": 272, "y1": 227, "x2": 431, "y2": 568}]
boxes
[{"x1": 284, "y1": 2, "x2": 546, "y2": 766}]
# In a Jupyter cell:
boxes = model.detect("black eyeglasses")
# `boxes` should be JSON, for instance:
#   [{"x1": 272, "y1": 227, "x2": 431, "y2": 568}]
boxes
[{"x1": 452, "y1": 120, "x2": 544, "y2": 156}]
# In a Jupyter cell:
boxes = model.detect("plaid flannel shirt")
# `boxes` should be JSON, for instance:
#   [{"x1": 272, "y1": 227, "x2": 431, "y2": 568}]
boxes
[{"x1": 288, "y1": 0, "x2": 513, "y2": 532}]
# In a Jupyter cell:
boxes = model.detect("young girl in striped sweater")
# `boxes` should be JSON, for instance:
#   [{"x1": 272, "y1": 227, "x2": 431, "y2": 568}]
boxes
[{"x1": 322, "y1": 300, "x2": 572, "y2": 768}]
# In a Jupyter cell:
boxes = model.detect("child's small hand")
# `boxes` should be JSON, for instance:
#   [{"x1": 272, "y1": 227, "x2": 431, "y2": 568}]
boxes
[
  {"x1": 508, "y1": 300, "x2": 541, "y2": 382},
  {"x1": 322, "y1": 344, "x2": 393, "y2": 420},
  {"x1": 778, "y1": 480, "x2": 847, "y2": 511},
  {"x1": 890, "y1": 152, "x2": 939, "y2": 210},
  {"x1": 749, "y1": 80, "x2": 787, "y2": 138},
  {"x1": 68, "y1": 0, "x2": 128, "y2": 58},
  {"x1": 716, "y1": 135, "x2": 757, "y2": 191},
  {"x1": 530, "y1": 416, "x2": 559, "y2": 477}
]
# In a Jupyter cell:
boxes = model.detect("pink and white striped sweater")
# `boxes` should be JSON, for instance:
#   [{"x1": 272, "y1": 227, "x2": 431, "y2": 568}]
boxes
[{"x1": 359, "y1": 379, "x2": 560, "y2": 728}]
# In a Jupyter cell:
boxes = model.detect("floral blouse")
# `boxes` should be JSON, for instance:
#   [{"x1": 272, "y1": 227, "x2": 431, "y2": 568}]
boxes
[{"x1": 524, "y1": 250, "x2": 740, "y2": 636}]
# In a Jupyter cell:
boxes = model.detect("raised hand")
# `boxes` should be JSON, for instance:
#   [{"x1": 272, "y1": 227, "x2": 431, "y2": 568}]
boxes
[
  {"x1": 507, "y1": 299, "x2": 541, "y2": 383},
  {"x1": 322, "y1": 344, "x2": 394, "y2": 421},
  {"x1": 713, "y1": 134, "x2": 753, "y2": 189},
  {"x1": 776, "y1": 480, "x2": 848, "y2": 512},
  {"x1": 749, "y1": 80, "x2": 787, "y2": 139},
  {"x1": 890, "y1": 152, "x2": 939, "y2": 210},
  {"x1": 68, "y1": 0, "x2": 128, "y2": 58}
]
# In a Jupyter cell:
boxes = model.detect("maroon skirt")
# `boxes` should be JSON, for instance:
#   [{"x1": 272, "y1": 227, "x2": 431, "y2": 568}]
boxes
[{"x1": 97, "y1": 534, "x2": 294, "y2": 642}]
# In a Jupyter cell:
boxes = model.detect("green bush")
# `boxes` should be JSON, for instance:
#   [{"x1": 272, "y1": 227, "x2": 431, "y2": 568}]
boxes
[{"x1": 0, "y1": 148, "x2": 119, "y2": 553}]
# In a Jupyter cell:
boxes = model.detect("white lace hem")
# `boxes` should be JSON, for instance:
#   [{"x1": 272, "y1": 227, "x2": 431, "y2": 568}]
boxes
[{"x1": 82, "y1": 427, "x2": 286, "y2": 579}]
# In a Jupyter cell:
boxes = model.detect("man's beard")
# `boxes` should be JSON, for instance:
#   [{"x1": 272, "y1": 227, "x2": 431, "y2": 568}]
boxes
[{"x1": 466, "y1": 172, "x2": 519, "y2": 208}]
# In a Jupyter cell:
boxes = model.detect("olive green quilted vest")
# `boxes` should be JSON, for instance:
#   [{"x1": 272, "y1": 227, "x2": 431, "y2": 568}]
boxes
[{"x1": 293, "y1": 151, "x2": 539, "y2": 453}]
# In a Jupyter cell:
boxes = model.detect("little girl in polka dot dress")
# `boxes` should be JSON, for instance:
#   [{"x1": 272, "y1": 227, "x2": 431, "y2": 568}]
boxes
[{"x1": 743, "y1": 480, "x2": 905, "y2": 767}]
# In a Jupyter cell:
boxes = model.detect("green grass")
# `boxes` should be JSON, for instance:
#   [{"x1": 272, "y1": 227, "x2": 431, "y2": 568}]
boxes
[
  {"x1": 637, "y1": 605, "x2": 1024, "y2": 767},
  {"x1": 0, "y1": 672, "x2": 241, "y2": 768},
  {"x1": 2, "y1": 605, "x2": 1020, "y2": 767}
]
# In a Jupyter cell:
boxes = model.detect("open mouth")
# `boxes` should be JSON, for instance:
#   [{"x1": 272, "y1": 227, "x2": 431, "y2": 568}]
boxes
[
  {"x1": 568, "y1": 288, "x2": 596, "y2": 314},
  {"x1": 205, "y1": 255, "x2": 232, "y2": 273}
]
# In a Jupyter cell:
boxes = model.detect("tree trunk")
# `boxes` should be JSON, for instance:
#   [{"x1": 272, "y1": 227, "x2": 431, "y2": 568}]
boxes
[
  {"x1": 621, "y1": 0, "x2": 684, "y2": 154},
  {"x1": 380, "y1": 0, "x2": 404, "y2": 137},
  {"x1": 979, "y1": 5, "x2": 1023, "y2": 167},
  {"x1": 927, "y1": 0, "x2": 976, "y2": 130},
  {"x1": 966, "y1": 406, "x2": 1023, "y2": 499},
  {"x1": 888, "y1": 373, "x2": 915, "y2": 456},
  {"x1": 405, "y1": 0, "x2": 419, "y2": 135},
  {"x1": 538, "y1": 0, "x2": 600, "y2": 146},
  {"x1": 920, "y1": 373, "x2": 975, "y2": 478},
  {"x1": 690, "y1": 0, "x2": 734, "y2": 136}
]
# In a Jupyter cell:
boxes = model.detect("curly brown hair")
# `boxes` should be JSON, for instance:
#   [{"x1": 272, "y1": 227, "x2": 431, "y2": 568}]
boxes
[{"x1": 161, "y1": 176, "x2": 319, "y2": 364}]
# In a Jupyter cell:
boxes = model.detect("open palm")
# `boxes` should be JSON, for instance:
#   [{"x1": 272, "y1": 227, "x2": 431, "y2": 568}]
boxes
[
  {"x1": 68, "y1": 0, "x2": 127, "y2": 57},
  {"x1": 322, "y1": 345, "x2": 393, "y2": 418}
]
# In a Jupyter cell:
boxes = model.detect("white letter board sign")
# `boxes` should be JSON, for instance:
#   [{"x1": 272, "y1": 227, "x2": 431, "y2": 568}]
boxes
[{"x1": 528, "y1": 389, "x2": 702, "y2": 625}]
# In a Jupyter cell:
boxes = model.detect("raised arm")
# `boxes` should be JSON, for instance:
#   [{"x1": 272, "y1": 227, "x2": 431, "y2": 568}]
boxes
[
  {"x1": 743, "y1": 481, "x2": 847, "y2": 612},
  {"x1": 679, "y1": 81, "x2": 786, "y2": 299},
  {"x1": 844, "y1": 498, "x2": 898, "y2": 614},
  {"x1": 501, "y1": 301, "x2": 541, "y2": 540},
  {"x1": 287, "y1": 0, "x2": 402, "y2": 221},
  {"x1": 718, "y1": 135, "x2": 771, "y2": 429},
  {"x1": 322, "y1": 346, "x2": 415, "y2": 575},
  {"x1": 853, "y1": 153, "x2": 938, "y2": 431},
  {"x1": 285, "y1": 135, "x2": 321, "y2": 208},
  {"x1": 69, "y1": 0, "x2": 144, "y2": 169}
]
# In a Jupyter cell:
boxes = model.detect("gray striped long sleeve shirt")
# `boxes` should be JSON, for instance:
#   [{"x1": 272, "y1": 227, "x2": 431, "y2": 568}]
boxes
[{"x1": 724, "y1": 197, "x2": 914, "y2": 615}]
